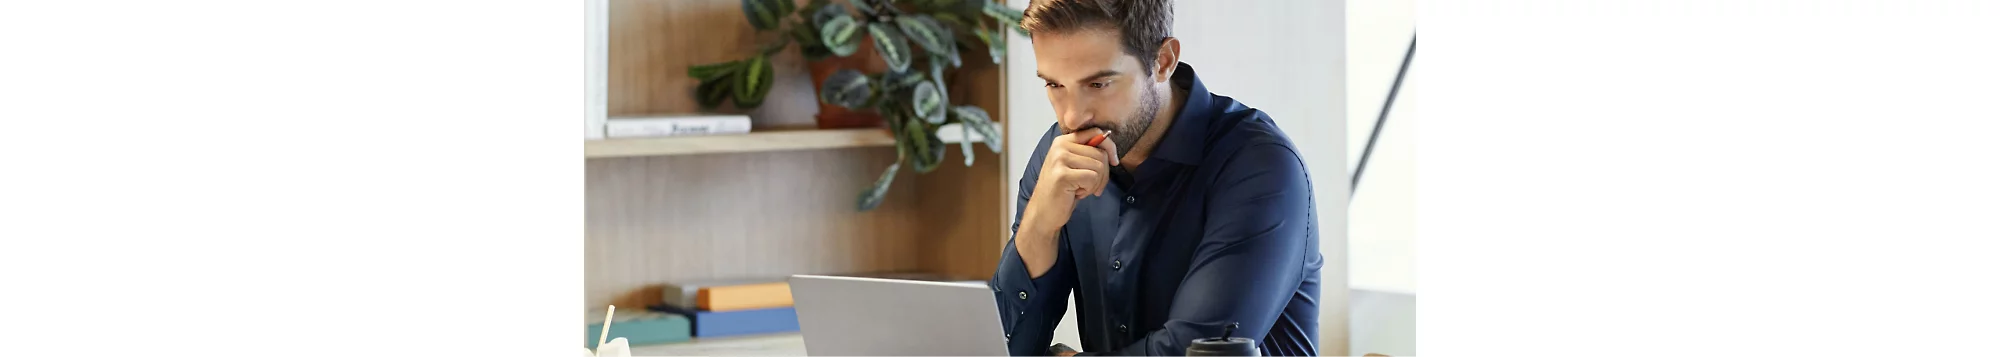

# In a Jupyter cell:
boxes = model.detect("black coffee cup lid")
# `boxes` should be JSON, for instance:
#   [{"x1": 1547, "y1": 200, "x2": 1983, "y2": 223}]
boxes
[
  {"x1": 1186, "y1": 323, "x2": 1257, "y2": 356},
  {"x1": 1204, "y1": 322, "x2": 1242, "y2": 342}
]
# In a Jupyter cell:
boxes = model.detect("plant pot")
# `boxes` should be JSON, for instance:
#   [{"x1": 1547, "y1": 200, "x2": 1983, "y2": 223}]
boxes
[{"x1": 807, "y1": 36, "x2": 893, "y2": 129}]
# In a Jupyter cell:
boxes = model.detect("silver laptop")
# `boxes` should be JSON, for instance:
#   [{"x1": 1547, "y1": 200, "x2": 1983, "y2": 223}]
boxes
[{"x1": 789, "y1": 274, "x2": 1009, "y2": 356}]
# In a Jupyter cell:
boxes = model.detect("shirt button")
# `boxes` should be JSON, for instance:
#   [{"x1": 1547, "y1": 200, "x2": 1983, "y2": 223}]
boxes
[
  {"x1": 1019, "y1": 291, "x2": 1028, "y2": 300},
  {"x1": 1125, "y1": 196, "x2": 1137, "y2": 204},
  {"x1": 1111, "y1": 260, "x2": 1122, "y2": 270}
]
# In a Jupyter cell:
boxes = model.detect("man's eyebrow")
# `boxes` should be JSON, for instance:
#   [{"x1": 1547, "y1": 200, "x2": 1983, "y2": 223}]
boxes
[{"x1": 1036, "y1": 70, "x2": 1124, "y2": 84}]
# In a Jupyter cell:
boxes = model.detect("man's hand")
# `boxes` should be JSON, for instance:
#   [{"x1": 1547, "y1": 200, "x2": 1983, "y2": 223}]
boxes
[
  {"x1": 1015, "y1": 128, "x2": 1120, "y2": 278},
  {"x1": 1038, "y1": 128, "x2": 1120, "y2": 201},
  {"x1": 1048, "y1": 343, "x2": 1081, "y2": 357}
]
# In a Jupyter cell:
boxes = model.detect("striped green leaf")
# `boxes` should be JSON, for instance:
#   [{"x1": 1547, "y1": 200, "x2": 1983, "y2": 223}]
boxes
[
  {"x1": 949, "y1": 105, "x2": 1002, "y2": 153},
  {"x1": 881, "y1": 70, "x2": 926, "y2": 92},
  {"x1": 696, "y1": 76, "x2": 732, "y2": 109},
  {"x1": 732, "y1": 54, "x2": 774, "y2": 107},
  {"x1": 855, "y1": 162, "x2": 899, "y2": 211},
  {"x1": 742, "y1": 0, "x2": 781, "y2": 30},
  {"x1": 894, "y1": 15, "x2": 953, "y2": 58},
  {"x1": 910, "y1": 81, "x2": 945, "y2": 124},
  {"x1": 959, "y1": 118, "x2": 975, "y2": 166},
  {"x1": 943, "y1": 37, "x2": 962, "y2": 67},
  {"x1": 906, "y1": 115, "x2": 944, "y2": 173},
  {"x1": 819, "y1": 14, "x2": 862, "y2": 57},
  {"x1": 854, "y1": 0, "x2": 884, "y2": 17},
  {"x1": 687, "y1": 60, "x2": 742, "y2": 80},
  {"x1": 818, "y1": 68, "x2": 873, "y2": 109},
  {"x1": 926, "y1": 56, "x2": 951, "y2": 119},
  {"x1": 867, "y1": 22, "x2": 913, "y2": 73}
]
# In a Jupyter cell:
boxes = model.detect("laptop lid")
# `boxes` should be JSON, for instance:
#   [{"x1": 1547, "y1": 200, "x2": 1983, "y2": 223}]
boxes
[{"x1": 789, "y1": 274, "x2": 1009, "y2": 356}]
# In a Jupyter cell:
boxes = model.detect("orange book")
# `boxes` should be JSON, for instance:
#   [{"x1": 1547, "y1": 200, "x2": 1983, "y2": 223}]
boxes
[{"x1": 695, "y1": 281, "x2": 793, "y2": 311}]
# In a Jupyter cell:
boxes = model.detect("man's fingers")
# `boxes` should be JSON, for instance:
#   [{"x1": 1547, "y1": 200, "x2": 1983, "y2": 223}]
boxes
[
  {"x1": 1059, "y1": 168, "x2": 1100, "y2": 196},
  {"x1": 1057, "y1": 154, "x2": 1112, "y2": 197},
  {"x1": 1048, "y1": 128, "x2": 1116, "y2": 200},
  {"x1": 1059, "y1": 154, "x2": 1107, "y2": 173},
  {"x1": 1070, "y1": 127, "x2": 1105, "y2": 144},
  {"x1": 1056, "y1": 141, "x2": 1108, "y2": 164},
  {"x1": 1095, "y1": 135, "x2": 1120, "y2": 167},
  {"x1": 1056, "y1": 168, "x2": 1104, "y2": 188}
]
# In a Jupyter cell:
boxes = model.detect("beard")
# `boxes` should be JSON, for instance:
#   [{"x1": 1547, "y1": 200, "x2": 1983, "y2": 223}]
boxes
[{"x1": 1105, "y1": 83, "x2": 1161, "y2": 159}]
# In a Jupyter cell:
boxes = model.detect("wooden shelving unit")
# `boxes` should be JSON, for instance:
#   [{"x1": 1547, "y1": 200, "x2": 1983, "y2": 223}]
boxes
[{"x1": 586, "y1": 0, "x2": 1011, "y2": 312}]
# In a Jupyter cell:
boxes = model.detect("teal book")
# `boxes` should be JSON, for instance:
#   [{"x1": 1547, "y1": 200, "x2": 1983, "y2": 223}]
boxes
[{"x1": 585, "y1": 309, "x2": 691, "y2": 348}]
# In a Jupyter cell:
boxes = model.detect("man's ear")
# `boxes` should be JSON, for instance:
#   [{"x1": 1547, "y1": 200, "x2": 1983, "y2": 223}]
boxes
[{"x1": 1153, "y1": 37, "x2": 1181, "y2": 82}]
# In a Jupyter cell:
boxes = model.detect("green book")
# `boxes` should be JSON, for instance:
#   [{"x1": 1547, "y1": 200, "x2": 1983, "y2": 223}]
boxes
[{"x1": 585, "y1": 309, "x2": 691, "y2": 348}]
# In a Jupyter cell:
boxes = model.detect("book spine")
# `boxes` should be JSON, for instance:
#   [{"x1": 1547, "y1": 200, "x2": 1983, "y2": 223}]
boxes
[
  {"x1": 696, "y1": 282, "x2": 793, "y2": 311},
  {"x1": 605, "y1": 118, "x2": 753, "y2": 138},
  {"x1": 650, "y1": 305, "x2": 799, "y2": 338},
  {"x1": 697, "y1": 307, "x2": 800, "y2": 338},
  {"x1": 585, "y1": 313, "x2": 691, "y2": 348}
]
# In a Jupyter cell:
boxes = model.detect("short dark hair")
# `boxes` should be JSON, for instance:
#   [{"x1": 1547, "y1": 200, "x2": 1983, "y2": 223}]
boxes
[{"x1": 1021, "y1": 0, "x2": 1174, "y2": 73}]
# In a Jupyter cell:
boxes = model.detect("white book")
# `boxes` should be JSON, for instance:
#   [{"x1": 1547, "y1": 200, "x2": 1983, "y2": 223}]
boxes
[
  {"x1": 606, "y1": 115, "x2": 753, "y2": 138},
  {"x1": 584, "y1": 0, "x2": 609, "y2": 140}
]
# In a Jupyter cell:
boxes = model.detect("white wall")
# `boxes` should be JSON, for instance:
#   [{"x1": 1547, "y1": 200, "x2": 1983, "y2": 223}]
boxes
[
  {"x1": 1003, "y1": 0, "x2": 1349, "y2": 354},
  {"x1": 1346, "y1": 0, "x2": 1417, "y2": 355},
  {"x1": 1348, "y1": 0, "x2": 1417, "y2": 295}
]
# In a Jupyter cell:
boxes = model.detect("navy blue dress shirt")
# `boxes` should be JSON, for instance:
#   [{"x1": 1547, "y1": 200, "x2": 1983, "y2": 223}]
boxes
[{"x1": 990, "y1": 63, "x2": 1323, "y2": 356}]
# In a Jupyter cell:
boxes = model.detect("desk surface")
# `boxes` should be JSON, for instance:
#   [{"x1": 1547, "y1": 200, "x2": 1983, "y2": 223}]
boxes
[{"x1": 628, "y1": 333, "x2": 807, "y2": 356}]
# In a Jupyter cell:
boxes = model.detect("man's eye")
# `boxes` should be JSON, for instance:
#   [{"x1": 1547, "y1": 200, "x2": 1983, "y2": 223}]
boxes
[
  {"x1": 1089, "y1": 81, "x2": 1109, "y2": 89},
  {"x1": 1044, "y1": 82, "x2": 1063, "y2": 88}
]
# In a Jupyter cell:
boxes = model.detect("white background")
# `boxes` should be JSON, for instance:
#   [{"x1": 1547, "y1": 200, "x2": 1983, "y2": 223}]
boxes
[
  {"x1": 4, "y1": 0, "x2": 1999, "y2": 356},
  {"x1": 1349, "y1": 0, "x2": 1418, "y2": 295},
  {"x1": 1346, "y1": 0, "x2": 1419, "y2": 353},
  {"x1": 1422, "y1": 0, "x2": 2000, "y2": 355}
]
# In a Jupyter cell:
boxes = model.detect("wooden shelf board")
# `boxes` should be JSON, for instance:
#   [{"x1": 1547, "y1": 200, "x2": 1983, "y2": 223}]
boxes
[
  {"x1": 584, "y1": 124, "x2": 988, "y2": 159},
  {"x1": 625, "y1": 333, "x2": 805, "y2": 356},
  {"x1": 585, "y1": 127, "x2": 893, "y2": 158}
]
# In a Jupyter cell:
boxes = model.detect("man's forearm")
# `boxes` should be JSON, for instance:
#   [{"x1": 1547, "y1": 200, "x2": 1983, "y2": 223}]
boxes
[{"x1": 1014, "y1": 203, "x2": 1062, "y2": 279}]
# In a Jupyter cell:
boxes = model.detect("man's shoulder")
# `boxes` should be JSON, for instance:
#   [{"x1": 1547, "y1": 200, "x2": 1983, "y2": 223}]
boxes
[{"x1": 1201, "y1": 103, "x2": 1304, "y2": 171}]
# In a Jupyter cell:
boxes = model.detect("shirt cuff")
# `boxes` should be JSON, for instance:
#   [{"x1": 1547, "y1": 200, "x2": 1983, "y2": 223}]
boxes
[{"x1": 993, "y1": 236, "x2": 1065, "y2": 331}]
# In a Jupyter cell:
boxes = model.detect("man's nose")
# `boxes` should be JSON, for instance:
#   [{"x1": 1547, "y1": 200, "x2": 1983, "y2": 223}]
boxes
[{"x1": 1059, "y1": 102, "x2": 1094, "y2": 132}]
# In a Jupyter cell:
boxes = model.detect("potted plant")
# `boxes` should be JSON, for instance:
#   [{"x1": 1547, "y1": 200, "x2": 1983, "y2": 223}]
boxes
[{"x1": 688, "y1": 0, "x2": 1024, "y2": 211}]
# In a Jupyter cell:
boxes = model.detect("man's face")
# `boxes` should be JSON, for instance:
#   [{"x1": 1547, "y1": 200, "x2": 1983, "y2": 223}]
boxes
[{"x1": 1032, "y1": 29, "x2": 1159, "y2": 158}]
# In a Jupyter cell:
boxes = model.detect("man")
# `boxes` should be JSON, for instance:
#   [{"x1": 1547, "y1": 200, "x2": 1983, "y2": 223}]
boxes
[{"x1": 988, "y1": 0, "x2": 1323, "y2": 356}]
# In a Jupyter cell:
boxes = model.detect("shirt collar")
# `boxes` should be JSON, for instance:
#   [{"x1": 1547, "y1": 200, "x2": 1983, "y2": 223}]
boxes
[{"x1": 1148, "y1": 62, "x2": 1214, "y2": 166}]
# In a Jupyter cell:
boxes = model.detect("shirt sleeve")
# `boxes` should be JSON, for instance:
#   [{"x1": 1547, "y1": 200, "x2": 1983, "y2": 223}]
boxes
[
  {"x1": 990, "y1": 126, "x2": 1079, "y2": 356},
  {"x1": 1092, "y1": 143, "x2": 1316, "y2": 356}
]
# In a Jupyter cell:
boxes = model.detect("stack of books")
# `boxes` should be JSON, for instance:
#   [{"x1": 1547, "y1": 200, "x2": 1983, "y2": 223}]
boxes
[{"x1": 648, "y1": 278, "x2": 799, "y2": 338}]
